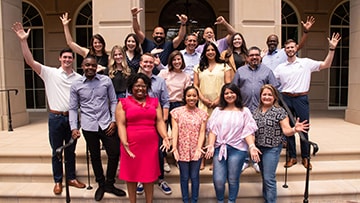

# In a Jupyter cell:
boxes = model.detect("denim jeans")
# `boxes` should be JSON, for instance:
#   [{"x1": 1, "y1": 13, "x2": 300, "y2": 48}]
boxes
[
  {"x1": 282, "y1": 94, "x2": 310, "y2": 158},
  {"x1": 82, "y1": 127, "x2": 120, "y2": 186},
  {"x1": 48, "y1": 113, "x2": 77, "y2": 183},
  {"x1": 178, "y1": 159, "x2": 202, "y2": 203},
  {"x1": 258, "y1": 145, "x2": 282, "y2": 203},
  {"x1": 213, "y1": 145, "x2": 247, "y2": 202}
]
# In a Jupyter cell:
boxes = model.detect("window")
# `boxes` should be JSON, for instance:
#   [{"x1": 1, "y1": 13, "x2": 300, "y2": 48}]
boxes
[
  {"x1": 22, "y1": 2, "x2": 45, "y2": 109},
  {"x1": 75, "y1": 1, "x2": 93, "y2": 74},
  {"x1": 329, "y1": 1, "x2": 349, "y2": 108},
  {"x1": 281, "y1": 1, "x2": 299, "y2": 46}
]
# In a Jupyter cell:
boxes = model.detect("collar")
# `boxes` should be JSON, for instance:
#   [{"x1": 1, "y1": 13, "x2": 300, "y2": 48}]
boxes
[{"x1": 81, "y1": 74, "x2": 100, "y2": 83}]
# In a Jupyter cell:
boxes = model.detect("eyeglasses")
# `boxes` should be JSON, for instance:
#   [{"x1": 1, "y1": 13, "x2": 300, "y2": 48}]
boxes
[{"x1": 134, "y1": 85, "x2": 147, "y2": 89}]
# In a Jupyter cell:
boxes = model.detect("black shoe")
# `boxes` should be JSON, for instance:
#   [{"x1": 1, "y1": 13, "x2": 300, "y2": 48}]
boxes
[
  {"x1": 105, "y1": 184, "x2": 126, "y2": 196},
  {"x1": 95, "y1": 186, "x2": 105, "y2": 201}
]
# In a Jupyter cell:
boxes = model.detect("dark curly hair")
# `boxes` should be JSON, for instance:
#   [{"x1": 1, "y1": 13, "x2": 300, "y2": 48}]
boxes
[{"x1": 127, "y1": 73, "x2": 152, "y2": 94}]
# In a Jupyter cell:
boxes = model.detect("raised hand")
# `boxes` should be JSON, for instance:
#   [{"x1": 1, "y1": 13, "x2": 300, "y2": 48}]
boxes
[
  {"x1": 328, "y1": 33, "x2": 341, "y2": 49},
  {"x1": 131, "y1": 7, "x2": 143, "y2": 16},
  {"x1": 176, "y1": 14, "x2": 188, "y2": 24},
  {"x1": 12, "y1": 22, "x2": 30, "y2": 41},
  {"x1": 301, "y1": 16, "x2": 315, "y2": 32},
  {"x1": 214, "y1": 16, "x2": 226, "y2": 25},
  {"x1": 60, "y1": 12, "x2": 71, "y2": 26}
]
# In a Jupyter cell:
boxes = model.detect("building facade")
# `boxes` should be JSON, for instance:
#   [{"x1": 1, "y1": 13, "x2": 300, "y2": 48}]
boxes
[{"x1": 1, "y1": 0, "x2": 359, "y2": 130}]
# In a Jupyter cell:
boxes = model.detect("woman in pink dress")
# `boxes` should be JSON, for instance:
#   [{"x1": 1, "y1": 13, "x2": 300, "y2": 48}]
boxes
[{"x1": 116, "y1": 73, "x2": 170, "y2": 203}]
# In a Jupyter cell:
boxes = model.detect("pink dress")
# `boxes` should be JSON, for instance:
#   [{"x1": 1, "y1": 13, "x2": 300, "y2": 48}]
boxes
[{"x1": 119, "y1": 96, "x2": 160, "y2": 183}]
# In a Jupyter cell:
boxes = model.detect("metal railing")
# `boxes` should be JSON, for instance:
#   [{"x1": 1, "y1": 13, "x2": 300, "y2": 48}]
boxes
[{"x1": 0, "y1": 89, "x2": 18, "y2": 131}]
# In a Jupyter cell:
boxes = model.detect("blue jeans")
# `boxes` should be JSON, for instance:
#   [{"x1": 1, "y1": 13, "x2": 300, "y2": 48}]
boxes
[
  {"x1": 178, "y1": 159, "x2": 202, "y2": 203},
  {"x1": 213, "y1": 145, "x2": 247, "y2": 202},
  {"x1": 282, "y1": 94, "x2": 310, "y2": 158},
  {"x1": 48, "y1": 113, "x2": 77, "y2": 183},
  {"x1": 258, "y1": 145, "x2": 282, "y2": 203}
]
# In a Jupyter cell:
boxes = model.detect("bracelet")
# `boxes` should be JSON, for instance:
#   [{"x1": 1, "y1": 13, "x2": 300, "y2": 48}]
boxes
[
  {"x1": 132, "y1": 16, "x2": 137, "y2": 19},
  {"x1": 249, "y1": 144, "x2": 255, "y2": 149},
  {"x1": 303, "y1": 30, "x2": 309, "y2": 33},
  {"x1": 329, "y1": 48, "x2": 335, "y2": 51}
]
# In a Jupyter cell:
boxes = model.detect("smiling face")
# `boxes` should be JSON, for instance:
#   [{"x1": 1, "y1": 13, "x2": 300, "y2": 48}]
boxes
[
  {"x1": 92, "y1": 38, "x2": 104, "y2": 53},
  {"x1": 247, "y1": 49, "x2": 261, "y2": 68},
  {"x1": 232, "y1": 34, "x2": 243, "y2": 49},
  {"x1": 140, "y1": 54, "x2": 155, "y2": 75},
  {"x1": 82, "y1": 57, "x2": 97, "y2": 80},
  {"x1": 260, "y1": 88, "x2": 275, "y2": 107},
  {"x1": 132, "y1": 78, "x2": 148, "y2": 101},
  {"x1": 113, "y1": 48, "x2": 123, "y2": 65},
  {"x1": 205, "y1": 44, "x2": 216, "y2": 61},
  {"x1": 184, "y1": 35, "x2": 198, "y2": 52},
  {"x1": 266, "y1": 35, "x2": 279, "y2": 52},
  {"x1": 185, "y1": 88, "x2": 199, "y2": 109},
  {"x1": 172, "y1": 54, "x2": 183, "y2": 72},
  {"x1": 203, "y1": 27, "x2": 215, "y2": 42},
  {"x1": 152, "y1": 27, "x2": 166, "y2": 44},
  {"x1": 285, "y1": 41, "x2": 298, "y2": 58},
  {"x1": 126, "y1": 35, "x2": 137, "y2": 52},
  {"x1": 224, "y1": 88, "x2": 237, "y2": 105},
  {"x1": 59, "y1": 52, "x2": 74, "y2": 69}
]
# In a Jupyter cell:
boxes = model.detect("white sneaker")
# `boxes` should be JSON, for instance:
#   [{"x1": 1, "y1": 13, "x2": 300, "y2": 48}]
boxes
[
  {"x1": 241, "y1": 162, "x2": 249, "y2": 171},
  {"x1": 164, "y1": 163, "x2": 171, "y2": 173},
  {"x1": 253, "y1": 163, "x2": 261, "y2": 173}
]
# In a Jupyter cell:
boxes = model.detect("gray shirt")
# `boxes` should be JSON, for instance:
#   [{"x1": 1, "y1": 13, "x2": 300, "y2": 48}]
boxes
[{"x1": 232, "y1": 64, "x2": 279, "y2": 113}]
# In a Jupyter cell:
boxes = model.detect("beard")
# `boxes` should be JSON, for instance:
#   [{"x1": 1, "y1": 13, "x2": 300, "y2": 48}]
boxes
[{"x1": 154, "y1": 36, "x2": 165, "y2": 44}]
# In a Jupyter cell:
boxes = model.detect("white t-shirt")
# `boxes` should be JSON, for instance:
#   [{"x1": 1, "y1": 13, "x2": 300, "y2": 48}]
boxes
[
  {"x1": 39, "y1": 65, "x2": 82, "y2": 111},
  {"x1": 273, "y1": 57, "x2": 321, "y2": 93}
]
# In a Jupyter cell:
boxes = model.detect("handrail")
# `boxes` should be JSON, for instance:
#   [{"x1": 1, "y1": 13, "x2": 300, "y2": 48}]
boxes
[
  {"x1": 0, "y1": 89, "x2": 18, "y2": 131},
  {"x1": 277, "y1": 91, "x2": 319, "y2": 203}
]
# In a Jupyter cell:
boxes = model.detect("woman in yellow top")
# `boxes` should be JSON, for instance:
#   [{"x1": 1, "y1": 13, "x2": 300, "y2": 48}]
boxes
[{"x1": 193, "y1": 42, "x2": 232, "y2": 116}]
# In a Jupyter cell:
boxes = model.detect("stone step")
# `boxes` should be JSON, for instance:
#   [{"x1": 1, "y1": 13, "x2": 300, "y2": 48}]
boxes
[
  {"x1": 0, "y1": 179, "x2": 359, "y2": 203},
  {"x1": 1, "y1": 159, "x2": 360, "y2": 183}
]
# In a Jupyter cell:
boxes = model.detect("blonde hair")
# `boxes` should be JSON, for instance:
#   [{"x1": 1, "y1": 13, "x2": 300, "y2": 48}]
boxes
[{"x1": 108, "y1": 45, "x2": 131, "y2": 79}]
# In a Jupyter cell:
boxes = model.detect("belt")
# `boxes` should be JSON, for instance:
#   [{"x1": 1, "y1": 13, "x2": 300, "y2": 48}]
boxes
[
  {"x1": 282, "y1": 92, "x2": 308, "y2": 97},
  {"x1": 49, "y1": 109, "x2": 69, "y2": 116}
]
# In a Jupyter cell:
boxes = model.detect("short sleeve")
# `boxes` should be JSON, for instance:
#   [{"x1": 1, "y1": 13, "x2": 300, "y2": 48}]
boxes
[{"x1": 193, "y1": 64, "x2": 200, "y2": 73}]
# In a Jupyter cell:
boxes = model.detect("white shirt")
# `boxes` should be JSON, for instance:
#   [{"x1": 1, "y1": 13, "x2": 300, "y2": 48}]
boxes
[
  {"x1": 40, "y1": 65, "x2": 82, "y2": 111},
  {"x1": 273, "y1": 57, "x2": 321, "y2": 93},
  {"x1": 262, "y1": 48, "x2": 288, "y2": 71}
]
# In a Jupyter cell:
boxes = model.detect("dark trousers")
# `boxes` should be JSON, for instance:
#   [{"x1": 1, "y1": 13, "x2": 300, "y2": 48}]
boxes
[
  {"x1": 82, "y1": 127, "x2": 120, "y2": 187},
  {"x1": 48, "y1": 113, "x2": 77, "y2": 183},
  {"x1": 282, "y1": 94, "x2": 310, "y2": 159}
]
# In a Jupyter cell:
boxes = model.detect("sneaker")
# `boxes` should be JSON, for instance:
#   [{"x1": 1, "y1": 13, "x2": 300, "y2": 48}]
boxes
[
  {"x1": 241, "y1": 162, "x2": 249, "y2": 172},
  {"x1": 164, "y1": 163, "x2": 171, "y2": 173},
  {"x1": 158, "y1": 180, "x2": 172, "y2": 195},
  {"x1": 136, "y1": 183, "x2": 144, "y2": 195},
  {"x1": 252, "y1": 163, "x2": 261, "y2": 173}
]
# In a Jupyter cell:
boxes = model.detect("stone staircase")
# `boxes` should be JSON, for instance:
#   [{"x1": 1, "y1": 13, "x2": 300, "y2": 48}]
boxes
[{"x1": 0, "y1": 111, "x2": 360, "y2": 203}]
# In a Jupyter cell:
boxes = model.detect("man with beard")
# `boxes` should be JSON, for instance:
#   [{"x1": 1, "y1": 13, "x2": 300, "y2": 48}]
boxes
[
  {"x1": 69, "y1": 56, "x2": 126, "y2": 201},
  {"x1": 131, "y1": 7, "x2": 188, "y2": 75},
  {"x1": 232, "y1": 46, "x2": 279, "y2": 173},
  {"x1": 262, "y1": 16, "x2": 315, "y2": 71},
  {"x1": 180, "y1": 33, "x2": 200, "y2": 82},
  {"x1": 273, "y1": 33, "x2": 341, "y2": 170}
]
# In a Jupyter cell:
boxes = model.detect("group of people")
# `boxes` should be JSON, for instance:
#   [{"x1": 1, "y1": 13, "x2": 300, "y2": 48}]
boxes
[{"x1": 12, "y1": 6, "x2": 342, "y2": 203}]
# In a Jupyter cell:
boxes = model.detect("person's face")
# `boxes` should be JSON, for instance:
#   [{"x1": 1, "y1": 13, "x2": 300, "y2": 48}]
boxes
[
  {"x1": 152, "y1": 27, "x2": 166, "y2": 44},
  {"x1": 82, "y1": 58, "x2": 97, "y2": 79},
  {"x1": 92, "y1": 38, "x2": 103, "y2": 52},
  {"x1": 247, "y1": 49, "x2": 261, "y2": 68},
  {"x1": 267, "y1": 35, "x2": 279, "y2": 52},
  {"x1": 232, "y1": 34, "x2": 243, "y2": 49},
  {"x1": 185, "y1": 88, "x2": 198, "y2": 109},
  {"x1": 172, "y1": 55, "x2": 183, "y2": 71},
  {"x1": 184, "y1": 35, "x2": 198, "y2": 51},
  {"x1": 205, "y1": 44, "x2": 216, "y2": 61},
  {"x1": 261, "y1": 88, "x2": 275, "y2": 107},
  {"x1": 203, "y1": 27, "x2": 215, "y2": 42},
  {"x1": 224, "y1": 88, "x2": 237, "y2": 105},
  {"x1": 59, "y1": 52, "x2": 73, "y2": 69},
  {"x1": 132, "y1": 78, "x2": 147, "y2": 100},
  {"x1": 113, "y1": 49, "x2": 123, "y2": 64},
  {"x1": 140, "y1": 55, "x2": 155, "y2": 74},
  {"x1": 285, "y1": 42, "x2": 298, "y2": 58},
  {"x1": 126, "y1": 36, "x2": 136, "y2": 51}
]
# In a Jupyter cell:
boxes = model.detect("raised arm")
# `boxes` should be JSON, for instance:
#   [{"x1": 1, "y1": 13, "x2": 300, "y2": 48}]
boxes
[
  {"x1": 172, "y1": 14, "x2": 188, "y2": 49},
  {"x1": 12, "y1": 22, "x2": 42, "y2": 74},
  {"x1": 297, "y1": 16, "x2": 315, "y2": 50},
  {"x1": 215, "y1": 16, "x2": 236, "y2": 44},
  {"x1": 131, "y1": 7, "x2": 145, "y2": 44},
  {"x1": 319, "y1": 32, "x2": 341, "y2": 70},
  {"x1": 60, "y1": 12, "x2": 89, "y2": 57}
]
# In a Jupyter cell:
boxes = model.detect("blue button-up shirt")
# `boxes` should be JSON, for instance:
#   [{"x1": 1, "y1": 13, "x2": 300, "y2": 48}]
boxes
[
  {"x1": 148, "y1": 75, "x2": 170, "y2": 109},
  {"x1": 232, "y1": 64, "x2": 279, "y2": 113},
  {"x1": 69, "y1": 74, "x2": 117, "y2": 131}
]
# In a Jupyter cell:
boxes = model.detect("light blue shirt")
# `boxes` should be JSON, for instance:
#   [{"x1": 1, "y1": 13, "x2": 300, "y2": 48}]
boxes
[
  {"x1": 262, "y1": 48, "x2": 288, "y2": 71},
  {"x1": 180, "y1": 49, "x2": 200, "y2": 82},
  {"x1": 149, "y1": 75, "x2": 170, "y2": 109},
  {"x1": 69, "y1": 74, "x2": 117, "y2": 131}
]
